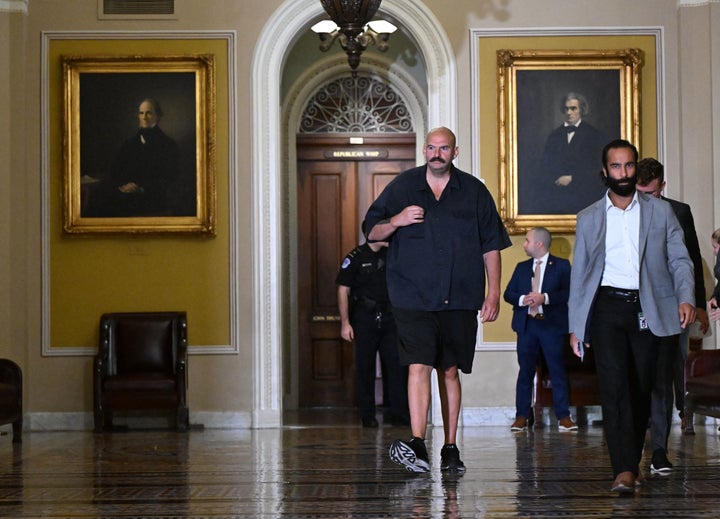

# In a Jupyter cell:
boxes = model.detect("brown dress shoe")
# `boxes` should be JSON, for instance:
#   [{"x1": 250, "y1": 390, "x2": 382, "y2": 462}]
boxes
[
  {"x1": 611, "y1": 471, "x2": 636, "y2": 493},
  {"x1": 558, "y1": 417, "x2": 578, "y2": 431},
  {"x1": 510, "y1": 417, "x2": 528, "y2": 432}
]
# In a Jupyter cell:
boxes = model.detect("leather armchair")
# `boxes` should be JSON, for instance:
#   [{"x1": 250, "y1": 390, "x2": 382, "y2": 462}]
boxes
[
  {"x1": 683, "y1": 348, "x2": 720, "y2": 435},
  {"x1": 93, "y1": 312, "x2": 189, "y2": 432},
  {"x1": 534, "y1": 335, "x2": 600, "y2": 426},
  {"x1": 0, "y1": 358, "x2": 23, "y2": 443}
]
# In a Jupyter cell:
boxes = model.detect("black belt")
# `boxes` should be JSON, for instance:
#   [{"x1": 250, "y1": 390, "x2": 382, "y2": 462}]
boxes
[
  {"x1": 528, "y1": 313, "x2": 544, "y2": 320},
  {"x1": 354, "y1": 296, "x2": 390, "y2": 313},
  {"x1": 599, "y1": 286, "x2": 639, "y2": 303}
]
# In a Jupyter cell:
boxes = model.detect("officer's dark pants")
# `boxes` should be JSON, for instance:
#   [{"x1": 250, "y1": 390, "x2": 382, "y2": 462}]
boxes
[{"x1": 352, "y1": 309, "x2": 408, "y2": 421}]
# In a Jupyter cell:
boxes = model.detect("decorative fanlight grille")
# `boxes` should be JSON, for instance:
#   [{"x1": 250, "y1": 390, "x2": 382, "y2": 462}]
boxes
[{"x1": 300, "y1": 75, "x2": 413, "y2": 133}]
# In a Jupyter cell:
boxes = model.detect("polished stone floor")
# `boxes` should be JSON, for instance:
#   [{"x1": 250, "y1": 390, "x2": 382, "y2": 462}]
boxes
[{"x1": 1, "y1": 410, "x2": 719, "y2": 518}]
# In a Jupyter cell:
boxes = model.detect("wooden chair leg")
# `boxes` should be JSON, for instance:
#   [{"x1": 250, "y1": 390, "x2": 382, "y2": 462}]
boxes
[
  {"x1": 532, "y1": 405, "x2": 543, "y2": 428},
  {"x1": 683, "y1": 409, "x2": 696, "y2": 435},
  {"x1": 93, "y1": 407, "x2": 104, "y2": 433},
  {"x1": 176, "y1": 406, "x2": 189, "y2": 431},
  {"x1": 12, "y1": 418, "x2": 22, "y2": 443}
]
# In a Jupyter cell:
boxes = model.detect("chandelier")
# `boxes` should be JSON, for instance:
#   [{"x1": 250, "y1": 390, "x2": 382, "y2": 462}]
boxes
[{"x1": 312, "y1": 0, "x2": 397, "y2": 75}]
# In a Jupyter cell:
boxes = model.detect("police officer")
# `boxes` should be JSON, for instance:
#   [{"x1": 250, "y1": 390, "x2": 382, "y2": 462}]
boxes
[{"x1": 336, "y1": 225, "x2": 409, "y2": 428}]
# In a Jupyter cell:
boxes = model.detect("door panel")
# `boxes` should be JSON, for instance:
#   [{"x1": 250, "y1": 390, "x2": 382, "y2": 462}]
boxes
[
  {"x1": 358, "y1": 161, "x2": 403, "y2": 218},
  {"x1": 297, "y1": 135, "x2": 415, "y2": 408},
  {"x1": 298, "y1": 161, "x2": 357, "y2": 407}
]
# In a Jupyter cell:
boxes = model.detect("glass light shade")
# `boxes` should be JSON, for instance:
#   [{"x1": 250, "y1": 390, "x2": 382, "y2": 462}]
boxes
[
  {"x1": 311, "y1": 20, "x2": 340, "y2": 34},
  {"x1": 365, "y1": 20, "x2": 396, "y2": 34}
]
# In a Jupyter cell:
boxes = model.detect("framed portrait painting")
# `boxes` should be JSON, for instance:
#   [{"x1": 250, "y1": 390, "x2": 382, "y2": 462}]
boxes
[
  {"x1": 497, "y1": 49, "x2": 642, "y2": 233},
  {"x1": 62, "y1": 54, "x2": 216, "y2": 234}
]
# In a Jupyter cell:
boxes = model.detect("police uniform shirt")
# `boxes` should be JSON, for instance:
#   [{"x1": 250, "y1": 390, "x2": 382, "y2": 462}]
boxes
[{"x1": 335, "y1": 243, "x2": 389, "y2": 304}]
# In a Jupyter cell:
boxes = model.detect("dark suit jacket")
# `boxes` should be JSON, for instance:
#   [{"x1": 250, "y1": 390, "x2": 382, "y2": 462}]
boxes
[
  {"x1": 504, "y1": 254, "x2": 571, "y2": 335},
  {"x1": 664, "y1": 197, "x2": 706, "y2": 307}
]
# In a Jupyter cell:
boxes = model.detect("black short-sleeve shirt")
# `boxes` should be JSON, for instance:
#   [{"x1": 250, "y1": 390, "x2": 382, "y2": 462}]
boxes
[{"x1": 364, "y1": 165, "x2": 511, "y2": 311}]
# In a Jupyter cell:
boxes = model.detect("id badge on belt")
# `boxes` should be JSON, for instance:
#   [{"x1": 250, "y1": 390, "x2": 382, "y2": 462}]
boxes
[{"x1": 638, "y1": 311, "x2": 648, "y2": 331}]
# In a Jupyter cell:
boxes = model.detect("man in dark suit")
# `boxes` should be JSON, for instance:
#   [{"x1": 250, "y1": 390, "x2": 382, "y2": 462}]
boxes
[
  {"x1": 504, "y1": 227, "x2": 577, "y2": 432},
  {"x1": 635, "y1": 158, "x2": 709, "y2": 473},
  {"x1": 96, "y1": 97, "x2": 186, "y2": 217},
  {"x1": 569, "y1": 139, "x2": 696, "y2": 493},
  {"x1": 535, "y1": 92, "x2": 608, "y2": 214}
]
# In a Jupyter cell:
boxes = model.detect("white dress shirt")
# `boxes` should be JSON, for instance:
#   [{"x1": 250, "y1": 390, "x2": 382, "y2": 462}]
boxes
[
  {"x1": 601, "y1": 191, "x2": 640, "y2": 290},
  {"x1": 520, "y1": 252, "x2": 550, "y2": 314}
]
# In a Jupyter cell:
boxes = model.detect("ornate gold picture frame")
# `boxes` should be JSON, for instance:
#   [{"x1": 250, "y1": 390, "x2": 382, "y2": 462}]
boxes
[
  {"x1": 62, "y1": 54, "x2": 216, "y2": 234},
  {"x1": 497, "y1": 49, "x2": 642, "y2": 234}
]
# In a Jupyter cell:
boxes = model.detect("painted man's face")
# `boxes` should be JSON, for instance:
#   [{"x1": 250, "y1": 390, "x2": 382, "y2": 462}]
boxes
[
  {"x1": 564, "y1": 99, "x2": 581, "y2": 125},
  {"x1": 138, "y1": 101, "x2": 158, "y2": 129}
]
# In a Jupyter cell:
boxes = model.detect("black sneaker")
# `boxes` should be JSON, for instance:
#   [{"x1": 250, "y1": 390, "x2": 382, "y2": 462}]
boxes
[
  {"x1": 650, "y1": 448, "x2": 673, "y2": 475},
  {"x1": 389, "y1": 437, "x2": 430, "y2": 473},
  {"x1": 440, "y1": 444, "x2": 466, "y2": 473}
]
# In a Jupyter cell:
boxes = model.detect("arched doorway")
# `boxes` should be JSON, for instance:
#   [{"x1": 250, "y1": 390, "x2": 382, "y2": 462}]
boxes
[
  {"x1": 293, "y1": 73, "x2": 419, "y2": 408},
  {"x1": 251, "y1": 0, "x2": 457, "y2": 427}
]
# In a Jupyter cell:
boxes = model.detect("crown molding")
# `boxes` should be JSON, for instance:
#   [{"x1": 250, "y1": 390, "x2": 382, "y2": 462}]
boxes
[
  {"x1": 678, "y1": 0, "x2": 720, "y2": 7},
  {"x1": 0, "y1": 0, "x2": 27, "y2": 13}
]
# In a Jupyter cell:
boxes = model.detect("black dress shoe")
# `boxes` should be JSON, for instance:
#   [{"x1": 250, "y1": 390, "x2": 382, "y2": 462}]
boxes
[{"x1": 362, "y1": 416, "x2": 379, "y2": 428}]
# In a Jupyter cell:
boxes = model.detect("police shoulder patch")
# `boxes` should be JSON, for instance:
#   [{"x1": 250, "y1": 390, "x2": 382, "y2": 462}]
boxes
[{"x1": 341, "y1": 257, "x2": 351, "y2": 269}]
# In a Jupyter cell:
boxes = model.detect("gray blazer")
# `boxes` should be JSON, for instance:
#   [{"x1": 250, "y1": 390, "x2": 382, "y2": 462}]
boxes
[{"x1": 568, "y1": 191, "x2": 695, "y2": 343}]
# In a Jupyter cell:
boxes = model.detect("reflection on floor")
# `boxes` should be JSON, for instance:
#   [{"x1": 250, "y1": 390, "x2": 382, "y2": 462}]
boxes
[{"x1": 1, "y1": 409, "x2": 719, "y2": 518}]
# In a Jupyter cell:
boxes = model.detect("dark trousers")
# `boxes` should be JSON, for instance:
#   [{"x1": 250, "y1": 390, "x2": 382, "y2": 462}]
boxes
[
  {"x1": 352, "y1": 310, "x2": 408, "y2": 420},
  {"x1": 515, "y1": 319, "x2": 570, "y2": 420},
  {"x1": 590, "y1": 291, "x2": 658, "y2": 477},
  {"x1": 650, "y1": 334, "x2": 679, "y2": 452}
]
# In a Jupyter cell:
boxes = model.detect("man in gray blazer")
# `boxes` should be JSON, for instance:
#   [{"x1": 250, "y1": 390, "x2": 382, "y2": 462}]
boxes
[{"x1": 568, "y1": 139, "x2": 695, "y2": 493}]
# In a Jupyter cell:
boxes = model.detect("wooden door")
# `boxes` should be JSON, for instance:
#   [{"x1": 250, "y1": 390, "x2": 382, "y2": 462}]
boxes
[{"x1": 297, "y1": 134, "x2": 415, "y2": 407}]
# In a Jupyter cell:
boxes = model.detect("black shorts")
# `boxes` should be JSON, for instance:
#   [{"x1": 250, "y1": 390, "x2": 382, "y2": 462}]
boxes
[{"x1": 393, "y1": 308, "x2": 479, "y2": 374}]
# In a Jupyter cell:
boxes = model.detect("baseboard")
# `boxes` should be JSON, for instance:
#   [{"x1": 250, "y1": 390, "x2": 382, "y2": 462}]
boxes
[{"x1": 17, "y1": 411, "x2": 252, "y2": 431}]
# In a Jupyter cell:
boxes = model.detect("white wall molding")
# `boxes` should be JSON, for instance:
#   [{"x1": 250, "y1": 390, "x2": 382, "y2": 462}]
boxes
[
  {"x1": 19, "y1": 411, "x2": 251, "y2": 431},
  {"x1": 39, "y1": 30, "x2": 239, "y2": 356},
  {"x1": 678, "y1": 0, "x2": 720, "y2": 7},
  {"x1": 470, "y1": 26, "x2": 665, "y2": 181},
  {"x1": 0, "y1": 0, "x2": 27, "y2": 13}
]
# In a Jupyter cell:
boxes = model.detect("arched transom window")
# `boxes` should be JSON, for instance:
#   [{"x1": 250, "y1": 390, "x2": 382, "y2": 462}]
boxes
[{"x1": 300, "y1": 75, "x2": 414, "y2": 133}]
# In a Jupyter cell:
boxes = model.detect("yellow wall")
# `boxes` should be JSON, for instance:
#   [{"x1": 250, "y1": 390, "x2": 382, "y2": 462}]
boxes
[
  {"x1": 4, "y1": 0, "x2": 719, "y2": 423},
  {"x1": 477, "y1": 34, "x2": 659, "y2": 343},
  {"x1": 48, "y1": 38, "x2": 230, "y2": 349}
]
